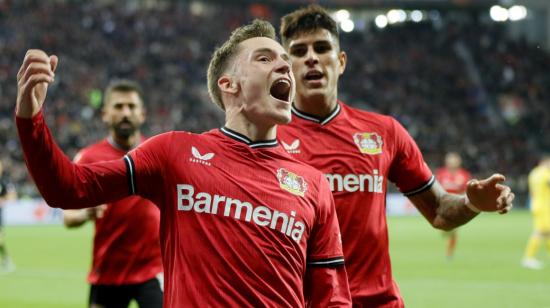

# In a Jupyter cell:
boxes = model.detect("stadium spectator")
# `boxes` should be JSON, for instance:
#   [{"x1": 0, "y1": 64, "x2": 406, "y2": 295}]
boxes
[
  {"x1": 15, "y1": 20, "x2": 351, "y2": 307},
  {"x1": 521, "y1": 154, "x2": 550, "y2": 270},
  {"x1": 0, "y1": 160, "x2": 17, "y2": 273},
  {"x1": 63, "y1": 80, "x2": 163, "y2": 307},
  {"x1": 435, "y1": 152, "x2": 471, "y2": 260},
  {"x1": 278, "y1": 5, "x2": 514, "y2": 307}
]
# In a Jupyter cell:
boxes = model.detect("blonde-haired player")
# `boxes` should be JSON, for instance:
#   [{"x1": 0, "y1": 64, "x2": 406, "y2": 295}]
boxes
[{"x1": 522, "y1": 154, "x2": 550, "y2": 269}]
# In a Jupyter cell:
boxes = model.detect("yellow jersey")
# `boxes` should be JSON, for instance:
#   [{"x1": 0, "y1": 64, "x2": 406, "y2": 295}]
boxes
[{"x1": 528, "y1": 165, "x2": 550, "y2": 212}]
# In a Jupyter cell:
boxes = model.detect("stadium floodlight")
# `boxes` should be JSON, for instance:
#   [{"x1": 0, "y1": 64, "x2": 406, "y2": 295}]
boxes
[
  {"x1": 508, "y1": 5, "x2": 527, "y2": 21},
  {"x1": 334, "y1": 9, "x2": 350, "y2": 22},
  {"x1": 340, "y1": 19, "x2": 355, "y2": 32},
  {"x1": 410, "y1": 10, "x2": 423, "y2": 22},
  {"x1": 490, "y1": 5, "x2": 509, "y2": 22},
  {"x1": 387, "y1": 9, "x2": 406, "y2": 24},
  {"x1": 375, "y1": 15, "x2": 388, "y2": 28}
]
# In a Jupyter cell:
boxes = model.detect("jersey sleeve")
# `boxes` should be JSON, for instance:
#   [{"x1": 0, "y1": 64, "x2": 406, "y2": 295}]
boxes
[
  {"x1": 124, "y1": 132, "x2": 172, "y2": 203},
  {"x1": 388, "y1": 118, "x2": 434, "y2": 196},
  {"x1": 16, "y1": 112, "x2": 129, "y2": 208},
  {"x1": 306, "y1": 174, "x2": 345, "y2": 267}
]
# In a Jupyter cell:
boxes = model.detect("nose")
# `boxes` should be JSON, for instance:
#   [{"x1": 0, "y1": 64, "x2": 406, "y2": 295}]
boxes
[
  {"x1": 305, "y1": 46, "x2": 319, "y2": 67},
  {"x1": 274, "y1": 56, "x2": 291, "y2": 75},
  {"x1": 121, "y1": 105, "x2": 132, "y2": 117}
]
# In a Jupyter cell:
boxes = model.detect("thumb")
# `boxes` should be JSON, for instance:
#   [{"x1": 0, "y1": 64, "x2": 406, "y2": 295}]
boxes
[
  {"x1": 50, "y1": 55, "x2": 58, "y2": 73},
  {"x1": 478, "y1": 174, "x2": 506, "y2": 187}
]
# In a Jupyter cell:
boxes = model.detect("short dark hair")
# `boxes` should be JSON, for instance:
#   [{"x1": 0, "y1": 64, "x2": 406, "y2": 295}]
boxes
[
  {"x1": 103, "y1": 79, "x2": 144, "y2": 107},
  {"x1": 280, "y1": 5, "x2": 339, "y2": 48},
  {"x1": 207, "y1": 19, "x2": 276, "y2": 110}
]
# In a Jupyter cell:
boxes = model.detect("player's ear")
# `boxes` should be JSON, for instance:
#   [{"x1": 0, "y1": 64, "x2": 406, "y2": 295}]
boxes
[
  {"x1": 218, "y1": 75, "x2": 238, "y2": 95},
  {"x1": 338, "y1": 51, "x2": 347, "y2": 75}
]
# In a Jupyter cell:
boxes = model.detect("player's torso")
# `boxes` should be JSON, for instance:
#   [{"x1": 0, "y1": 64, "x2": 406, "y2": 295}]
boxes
[
  {"x1": 157, "y1": 129, "x2": 321, "y2": 307},
  {"x1": 80, "y1": 139, "x2": 162, "y2": 284},
  {"x1": 529, "y1": 167, "x2": 550, "y2": 210},
  {"x1": 279, "y1": 104, "x2": 401, "y2": 302}
]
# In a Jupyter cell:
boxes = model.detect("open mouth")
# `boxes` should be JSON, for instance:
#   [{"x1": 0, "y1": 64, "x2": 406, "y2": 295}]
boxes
[
  {"x1": 304, "y1": 70, "x2": 324, "y2": 81},
  {"x1": 269, "y1": 78, "x2": 291, "y2": 102}
]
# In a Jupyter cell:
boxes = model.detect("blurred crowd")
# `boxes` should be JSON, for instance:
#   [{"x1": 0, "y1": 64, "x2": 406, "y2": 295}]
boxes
[{"x1": 0, "y1": 1, "x2": 547, "y2": 200}]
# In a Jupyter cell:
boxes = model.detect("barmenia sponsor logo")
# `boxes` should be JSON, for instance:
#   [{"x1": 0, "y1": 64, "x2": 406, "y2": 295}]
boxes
[{"x1": 176, "y1": 184, "x2": 306, "y2": 243}]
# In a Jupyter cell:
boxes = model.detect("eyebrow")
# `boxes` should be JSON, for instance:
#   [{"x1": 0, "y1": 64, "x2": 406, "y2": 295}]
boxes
[{"x1": 253, "y1": 48, "x2": 291, "y2": 63}]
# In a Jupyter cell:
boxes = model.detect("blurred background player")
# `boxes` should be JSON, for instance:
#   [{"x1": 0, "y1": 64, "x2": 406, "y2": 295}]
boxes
[
  {"x1": 0, "y1": 160, "x2": 17, "y2": 273},
  {"x1": 278, "y1": 5, "x2": 514, "y2": 307},
  {"x1": 521, "y1": 154, "x2": 550, "y2": 270},
  {"x1": 63, "y1": 80, "x2": 163, "y2": 308},
  {"x1": 436, "y1": 152, "x2": 471, "y2": 260}
]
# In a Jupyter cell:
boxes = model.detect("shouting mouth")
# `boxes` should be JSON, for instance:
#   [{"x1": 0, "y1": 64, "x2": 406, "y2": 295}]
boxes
[{"x1": 269, "y1": 78, "x2": 291, "y2": 102}]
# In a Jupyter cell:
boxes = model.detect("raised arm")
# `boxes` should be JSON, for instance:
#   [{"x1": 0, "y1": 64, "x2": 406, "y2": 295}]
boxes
[
  {"x1": 410, "y1": 174, "x2": 515, "y2": 231},
  {"x1": 16, "y1": 50, "x2": 129, "y2": 208}
]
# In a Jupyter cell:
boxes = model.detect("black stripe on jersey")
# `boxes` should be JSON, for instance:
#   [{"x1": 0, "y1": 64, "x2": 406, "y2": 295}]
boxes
[
  {"x1": 220, "y1": 127, "x2": 278, "y2": 148},
  {"x1": 307, "y1": 256, "x2": 345, "y2": 268},
  {"x1": 291, "y1": 103, "x2": 341, "y2": 126},
  {"x1": 403, "y1": 175, "x2": 435, "y2": 197},
  {"x1": 123, "y1": 155, "x2": 137, "y2": 195}
]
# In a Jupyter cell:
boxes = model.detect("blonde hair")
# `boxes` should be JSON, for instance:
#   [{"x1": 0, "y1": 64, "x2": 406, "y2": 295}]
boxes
[{"x1": 207, "y1": 19, "x2": 276, "y2": 110}]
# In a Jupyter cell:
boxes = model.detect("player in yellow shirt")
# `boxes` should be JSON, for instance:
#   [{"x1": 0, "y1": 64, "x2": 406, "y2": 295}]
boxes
[{"x1": 522, "y1": 154, "x2": 550, "y2": 269}]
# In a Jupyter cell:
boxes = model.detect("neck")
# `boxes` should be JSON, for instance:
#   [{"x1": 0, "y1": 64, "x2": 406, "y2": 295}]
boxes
[
  {"x1": 110, "y1": 132, "x2": 141, "y2": 151},
  {"x1": 294, "y1": 91, "x2": 338, "y2": 118},
  {"x1": 224, "y1": 114, "x2": 277, "y2": 141}
]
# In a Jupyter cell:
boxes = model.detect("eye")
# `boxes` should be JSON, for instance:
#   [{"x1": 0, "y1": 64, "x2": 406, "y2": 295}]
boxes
[
  {"x1": 314, "y1": 43, "x2": 331, "y2": 54},
  {"x1": 290, "y1": 47, "x2": 307, "y2": 57},
  {"x1": 258, "y1": 56, "x2": 271, "y2": 63}
]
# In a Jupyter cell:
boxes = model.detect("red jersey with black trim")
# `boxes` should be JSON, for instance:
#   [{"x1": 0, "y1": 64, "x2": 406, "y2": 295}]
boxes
[
  {"x1": 75, "y1": 138, "x2": 162, "y2": 285},
  {"x1": 278, "y1": 101, "x2": 434, "y2": 307},
  {"x1": 435, "y1": 167, "x2": 471, "y2": 194},
  {"x1": 17, "y1": 113, "x2": 349, "y2": 307}
]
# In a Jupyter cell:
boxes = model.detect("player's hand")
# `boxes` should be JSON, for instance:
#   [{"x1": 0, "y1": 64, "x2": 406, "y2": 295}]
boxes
[
  {"x1": 16, "y1": 49, "x2": 58, "y2": 118},
  {"x1": 86, "y1": 204, "x2": 107, "y2": 220},
  {"x1": 466, "y1": 174, "x2": 514, "y2": 214}
]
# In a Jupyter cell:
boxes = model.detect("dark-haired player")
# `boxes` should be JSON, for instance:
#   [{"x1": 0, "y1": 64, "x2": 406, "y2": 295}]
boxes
[
  {"x1": 63, "y1": 80, "x2": 163, "y2": 308},
  {"x1": 278, "y1": 5, "x2": 515, "y2": 307}
]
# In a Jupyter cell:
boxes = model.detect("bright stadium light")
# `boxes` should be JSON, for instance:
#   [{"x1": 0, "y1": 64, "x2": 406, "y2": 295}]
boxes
[
  {"x1": 410, "y1": 10, "x2": 423, "y2": 22},
  {"x1": 375, "y1": 15, "x2": 388, "y2": 28},
  {"x1": 340, "y1": 19, "x2": 355, "y2": 32},
  {"x1": 387, "y1": 9, "x2": 406, "y2": 24},
  {"x1": 490, "y1": 5, "x2": 509, "y2": 22},
  {"x1": 508, "y1": 5, "x2": 527, "y2": 21},
  {"x1": 334, "y1": 9, "x2": 350, "y2": 22}
]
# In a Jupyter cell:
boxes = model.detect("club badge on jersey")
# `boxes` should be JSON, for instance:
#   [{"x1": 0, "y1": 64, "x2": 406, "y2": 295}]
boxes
[
  {"x1": 353, "y1": 132, "x2": 383, "y2": 155},
  {"x1": 277, "y1": 168, "x2": 308, "y2": 197}
]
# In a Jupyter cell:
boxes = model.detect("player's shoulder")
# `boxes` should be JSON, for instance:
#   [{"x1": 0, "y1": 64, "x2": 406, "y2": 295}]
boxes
[
  {"x1": 281, "y1": 155, "x2": 327, "y2": 189},
  {"x1": 74, "y1": 138, "x2": 110, "y2": 162},
  {"x1": 341, "y1": 102, "x2": 398, "y2": 128}
]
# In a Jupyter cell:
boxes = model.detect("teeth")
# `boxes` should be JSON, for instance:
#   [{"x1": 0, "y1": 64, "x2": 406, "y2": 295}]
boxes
[{"x1": 276, "y1": 79, "x2": 290, "y2": 85}]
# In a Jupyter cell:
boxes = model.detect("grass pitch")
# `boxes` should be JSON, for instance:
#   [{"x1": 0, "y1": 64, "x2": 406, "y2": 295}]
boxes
[{"x1": 0, "y1": 210, "x2": 548, "y2": 307}]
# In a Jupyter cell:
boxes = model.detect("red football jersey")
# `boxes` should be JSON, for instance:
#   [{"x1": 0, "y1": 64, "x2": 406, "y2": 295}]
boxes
[
  {"x1": 17, "y1": 113, "x2": 349, "y2": 307},
  {"x1": 435, "y1": 167, "x2": 471, "y2": 194},
  {"x1": 75, "y1": 138, "x2": 162, "y2": 285},
  {"x1": 278, "y1": 102, "x2": 434, "y2": 307}
]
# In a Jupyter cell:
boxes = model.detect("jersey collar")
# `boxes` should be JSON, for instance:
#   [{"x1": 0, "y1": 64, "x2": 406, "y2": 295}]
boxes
[
  {"x1": 291, "y1": 102, "x2": 341, "y2": 126},
  {"x1": 107, "y1": 136, "x2": 142, "y2": 152},
  {"x1": 220, "y1": 127, "x2": 278, "y2": 149}
]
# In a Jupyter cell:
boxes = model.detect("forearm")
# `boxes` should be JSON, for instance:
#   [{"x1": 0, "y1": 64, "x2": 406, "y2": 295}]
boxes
[
  {"x1": 410, "y1": 182, "x2": 478, "y2": 231},
  {"x1": 433, "y1": 193, "x2": 479, "y2": 230},
  {"x1": 304, "y1": 266, "x2": 351, "y2": 307},
  {"x1": 16, "y1": 112, "x2": 128, "y2": 209}
]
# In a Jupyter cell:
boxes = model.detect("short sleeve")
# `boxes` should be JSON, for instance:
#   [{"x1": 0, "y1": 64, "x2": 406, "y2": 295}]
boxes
[
  {"x1": 388, "y1": 118, "x2": 434, "y2": 196},
  {"x1": 307, "y1": 175, "x2": 345, "y2": 268}
]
